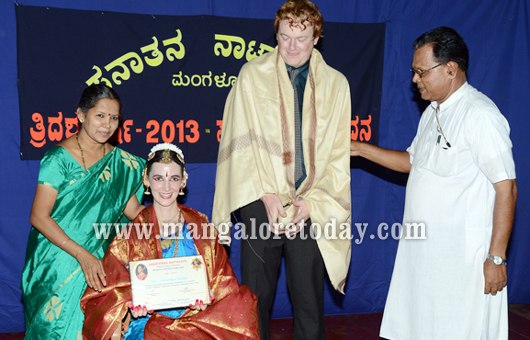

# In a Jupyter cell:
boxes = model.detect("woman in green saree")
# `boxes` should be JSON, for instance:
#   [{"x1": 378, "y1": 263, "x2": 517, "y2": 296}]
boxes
[{"x1": 21, "y1": 84, "x2": 145, "y2": 339}]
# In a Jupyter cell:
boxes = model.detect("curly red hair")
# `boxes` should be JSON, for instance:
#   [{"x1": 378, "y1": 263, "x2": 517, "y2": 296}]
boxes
[{"x1": 274, "y1": 0, "x2": 323, "y2": 38}]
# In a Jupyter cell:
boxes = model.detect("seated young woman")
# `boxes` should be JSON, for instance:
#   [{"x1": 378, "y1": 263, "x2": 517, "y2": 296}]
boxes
[{"x1": 81, "y1": 143, "x2": 259, "y2": 339}]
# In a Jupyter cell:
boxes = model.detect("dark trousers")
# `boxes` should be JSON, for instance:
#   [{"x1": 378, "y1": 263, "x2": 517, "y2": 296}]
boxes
[{"x1": 234, "y1": 199, "x2": 325, "y2": 340}]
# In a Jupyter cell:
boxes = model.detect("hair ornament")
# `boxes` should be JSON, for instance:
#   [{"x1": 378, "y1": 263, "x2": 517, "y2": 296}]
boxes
[{"x1": 147, "y1": 143, "x2": 185, "y2": 162}]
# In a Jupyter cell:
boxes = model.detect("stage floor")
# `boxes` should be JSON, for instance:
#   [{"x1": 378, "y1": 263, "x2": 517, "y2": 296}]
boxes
[
  {"x1": 1, "y1": 304, "x2": 529, "y2": 339},
  {"x1": 269, "y1": 304, "x2": 530, "y2": 339}
]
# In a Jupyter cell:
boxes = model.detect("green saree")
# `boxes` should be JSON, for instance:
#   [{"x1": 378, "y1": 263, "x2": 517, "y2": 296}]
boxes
[{"x1": 21, "y1": 146, "x2": 145, "y2": 339}]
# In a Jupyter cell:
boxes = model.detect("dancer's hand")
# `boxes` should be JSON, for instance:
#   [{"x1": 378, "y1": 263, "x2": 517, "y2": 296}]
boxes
[{"x1": 127, "y1": 302, "x2": 152, "y2": 318}]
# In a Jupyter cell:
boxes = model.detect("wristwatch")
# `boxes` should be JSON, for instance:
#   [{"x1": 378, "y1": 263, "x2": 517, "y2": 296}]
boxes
[{"x1": 486, "y1": 254, "x2": 507, "y2": 266}]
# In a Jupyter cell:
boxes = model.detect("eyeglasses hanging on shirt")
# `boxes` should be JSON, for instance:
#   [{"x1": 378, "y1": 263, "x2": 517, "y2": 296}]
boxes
[{"x1": 435, "y1": 105, "x2": 452, "y2": 150}]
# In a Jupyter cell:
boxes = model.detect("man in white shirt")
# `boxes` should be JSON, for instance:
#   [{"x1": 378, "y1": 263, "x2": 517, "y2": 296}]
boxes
[{"x1": 351, "y1": 26, "x2": 517, "y2": 340}]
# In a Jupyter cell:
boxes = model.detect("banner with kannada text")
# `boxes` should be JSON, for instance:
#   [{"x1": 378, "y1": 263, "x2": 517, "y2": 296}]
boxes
[{"x1": 17, "y1": 5, "x2": 384, "y2": 162}]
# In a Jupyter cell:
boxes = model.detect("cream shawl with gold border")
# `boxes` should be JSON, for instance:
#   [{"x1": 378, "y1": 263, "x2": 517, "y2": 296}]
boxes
[{"x1": 213, "y1": 47, "x2": 352, "y2": 293}]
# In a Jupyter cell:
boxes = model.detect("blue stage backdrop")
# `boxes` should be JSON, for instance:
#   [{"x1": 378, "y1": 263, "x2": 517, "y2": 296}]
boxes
[{"x1": 1, "y1": 0, "x2": 529, "y2": 334}]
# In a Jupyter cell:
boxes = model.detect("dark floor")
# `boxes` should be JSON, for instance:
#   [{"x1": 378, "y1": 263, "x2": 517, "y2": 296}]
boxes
[
  {"x1": 269, "y1": 304, "x2": 530, "y2": 340},
  {"x1": 1, "y1": 304, "x2": 529, "y2": 339}
]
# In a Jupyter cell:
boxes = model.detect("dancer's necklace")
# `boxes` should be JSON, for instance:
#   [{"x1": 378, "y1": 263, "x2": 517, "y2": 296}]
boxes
[
  {"x1": 159, "y1": 209, "x2": 184, "y2": 256},
  {"x1": 159, "y1": 209, "x2": 182, "y2": 225}
]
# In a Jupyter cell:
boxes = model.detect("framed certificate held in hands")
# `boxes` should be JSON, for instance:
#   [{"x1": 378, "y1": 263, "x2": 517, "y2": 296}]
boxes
[{"x1": 129, "y1": 255, "x2": 211, "y2": 310}]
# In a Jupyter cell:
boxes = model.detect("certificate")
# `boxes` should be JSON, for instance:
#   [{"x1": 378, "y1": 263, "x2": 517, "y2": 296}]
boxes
[{"x1": 129, "y1": 255, "x2": 210, "y2": 310}]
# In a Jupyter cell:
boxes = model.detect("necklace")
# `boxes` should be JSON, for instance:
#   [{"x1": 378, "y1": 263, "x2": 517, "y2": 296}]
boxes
[
  {"x1": 172, "y1": 210, "x2": 184, "y2": 257},
  {"x1": 159, "y1": 209, "x2": 184, "y2": 256},
  {"x1": 173, "y1": 236, "x2": 181, "y2": 257},
  {"x1": 159, "y1": 208, "x2": 182, "y2": 225},
  {"x1": 75, "y1": 134, "x2": 106, "y2": 170}
]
